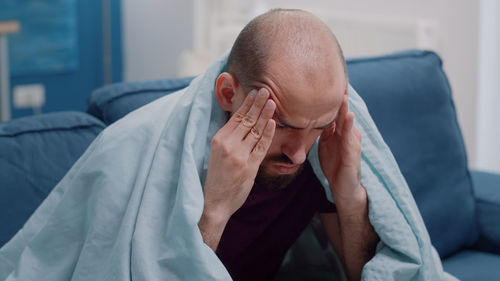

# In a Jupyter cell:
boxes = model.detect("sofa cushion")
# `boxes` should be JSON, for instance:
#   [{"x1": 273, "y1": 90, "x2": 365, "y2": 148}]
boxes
[
  {"x1": 442, "y1": 250, "x2": 500, "y2": 281},
  {"x1": 87, "y1": 77, "x2": 194, "y2": 125},
  {"x1": 347, "y1": 50, "x2": 477, "y2": 257},
  {"x1": 0, "y1": 112, "x2": 104, "y2": 247},
  {"x1": 470, "y1": 170, "x2": 500, "y2": 254}
]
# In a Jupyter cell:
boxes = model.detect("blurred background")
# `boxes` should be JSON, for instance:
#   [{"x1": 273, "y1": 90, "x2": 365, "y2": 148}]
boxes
[{"x1": 0, "y1": 0, "x2": 498, "y2": 173}]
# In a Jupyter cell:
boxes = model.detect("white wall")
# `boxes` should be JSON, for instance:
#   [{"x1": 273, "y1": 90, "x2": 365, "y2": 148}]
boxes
[
  {"x1": 122, "y1": 0, "x2": 480, "y2": 167},
  {"x1": 121, "y1": 0, "x2": 193, "y2": 81},
  {"x1": 264, "y1": 0, "x2": 479, "y2": 166},
  {"x1": 476, "y1": 0, "x2": 500, "y2": 173}
]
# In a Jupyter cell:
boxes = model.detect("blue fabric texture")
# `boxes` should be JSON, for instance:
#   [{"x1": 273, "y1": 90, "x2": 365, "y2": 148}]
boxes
[
  {"x1": 442, "y1": 250, "x2": 500, "y2": 281},
  {"x1": 0, "y1": 52, "x2": 456, "y2": 280},
  {"x1": 87, "y1": 77, "x2": 195, "y2": 125},
  {"x1": 0, "y1": 112, "x2": 105, "y2": 247},
  {"x1": 347, "y1": 50, "x2": 478, "y2": 258},
  {"x1": 470, "y1": 170, "x2": 500, "y2": 254}
]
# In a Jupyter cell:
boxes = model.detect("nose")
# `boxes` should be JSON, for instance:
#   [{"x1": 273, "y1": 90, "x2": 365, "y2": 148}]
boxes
[{"x1": 281, "y1": 134, "x2": 308, "y2": 165}]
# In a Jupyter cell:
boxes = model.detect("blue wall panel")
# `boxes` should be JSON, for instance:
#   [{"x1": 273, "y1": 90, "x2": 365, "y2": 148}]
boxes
[
  {"x1": 0, "y1": 0, "x2": 79, "y2": 75},
  {"x1": 5, "y1": 0, "x2": 122, "y2": 119}
]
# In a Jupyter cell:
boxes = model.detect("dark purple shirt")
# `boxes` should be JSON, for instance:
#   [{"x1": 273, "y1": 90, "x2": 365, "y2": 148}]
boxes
[{"x1": 216, "y1": 161, "x2": 336, "y2": 281}]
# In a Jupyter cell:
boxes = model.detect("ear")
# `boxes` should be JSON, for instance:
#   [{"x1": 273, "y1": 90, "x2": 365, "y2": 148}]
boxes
[{"x1": 215, "y1": 72, "x2": 240, "y2": 112}]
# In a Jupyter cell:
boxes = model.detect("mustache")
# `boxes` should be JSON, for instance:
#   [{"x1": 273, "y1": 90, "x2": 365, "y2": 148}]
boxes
[{"x1": 267, "y1": 154, "x2": 295, "y2": 165}]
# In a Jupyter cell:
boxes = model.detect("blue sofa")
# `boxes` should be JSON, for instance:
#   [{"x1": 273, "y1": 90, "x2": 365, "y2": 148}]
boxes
[{"x1": 1, "y1": 50, "x2": 499, "y2": 280}]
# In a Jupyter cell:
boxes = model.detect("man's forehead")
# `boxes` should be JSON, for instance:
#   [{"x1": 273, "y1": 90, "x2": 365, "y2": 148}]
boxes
[
  {"x1": 244, "y1": 58, "x2": 346, "y2": 123},
  {"x1": 267, "y1": 84, "x2": 344, "y2": 130}
]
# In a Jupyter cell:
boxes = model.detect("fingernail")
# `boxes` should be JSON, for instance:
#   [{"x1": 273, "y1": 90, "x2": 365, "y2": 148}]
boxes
[
  {"x1": 265, "y1": 100, "x2": 273, "y2": 108},
  {"x1": 258, "y1": 88, "x2": 267, "y2": 97},
  {"x1": 249, "y1": 90, "x2": 257, "y2": 98},
  {"x1": 267, "y1": 120, "x2": 274, "y2": 128}
]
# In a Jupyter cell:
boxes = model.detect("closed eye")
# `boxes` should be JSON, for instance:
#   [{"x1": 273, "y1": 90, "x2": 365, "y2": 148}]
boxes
[
  {"x1": 275, "y1": 122, "x2": 289, "y2": 130},
  {"x1": 273, "y1": 114, "x2": 337, "y2": 131},
  {"x1": 316, "y1": 120, "x2": 336, "y2": 131}
]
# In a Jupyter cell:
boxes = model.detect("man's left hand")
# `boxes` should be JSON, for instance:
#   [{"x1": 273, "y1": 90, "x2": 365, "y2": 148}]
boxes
[
  {"x1": 318, "y1": 92, "x2": 364, "y2": 210},
  {"x1": 318, "y1": 92, "x2": 379, "y2": 281}
]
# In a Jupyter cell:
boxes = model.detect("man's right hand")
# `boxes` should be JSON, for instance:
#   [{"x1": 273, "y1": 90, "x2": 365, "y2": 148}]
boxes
[{"x1": 199, "y1": 88, "x2": 276, "y2": 251}]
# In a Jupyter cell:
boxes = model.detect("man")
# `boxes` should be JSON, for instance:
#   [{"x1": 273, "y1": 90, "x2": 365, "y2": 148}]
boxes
[{"x1": 198, "y1": 9, "x2": 379, "y2": 281}]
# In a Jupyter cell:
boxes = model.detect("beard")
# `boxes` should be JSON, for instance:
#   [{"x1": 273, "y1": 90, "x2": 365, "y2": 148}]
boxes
[{"x1": 254, "y1": 154, "x2": 305, "y2": 190}]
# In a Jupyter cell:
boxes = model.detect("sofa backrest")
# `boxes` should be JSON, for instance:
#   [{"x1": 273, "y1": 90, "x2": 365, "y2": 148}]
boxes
[
  {"x1": 86, "y1": 50, "x2": 478, "y2": 258},
  {"x1": 0, "y1": 112, "x2": 105, "y2": 247},
  {"x1": 347, "y1": 50, "x2": 478, "y2": 257},
  {"x1": 87, "y1": 77, "x2": 194, "y2": 125}
]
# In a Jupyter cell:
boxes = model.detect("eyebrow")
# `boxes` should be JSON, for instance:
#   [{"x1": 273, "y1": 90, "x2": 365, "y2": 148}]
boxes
[
  {"x1": 257, "y1": 83, "x2": 339, "y2": 130},
  {"x1": 275, "y1": 113, "x2": 338, "y2": 130}
]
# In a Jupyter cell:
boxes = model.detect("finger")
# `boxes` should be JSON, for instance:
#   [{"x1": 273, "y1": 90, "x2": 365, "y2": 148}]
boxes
[
  {"x1": 249, "y1": 119, "x2": 276, "y2": 165},
  {"x1": 340, "y1": 112, "x2": 354, "y2": 150},
  {"x1": 243, "y1": 99, "x2": 276, "y2": 152},
  {"x1": 342, "y1": 112, "x2": 354, "y2": 136},
  {"x1": 335, "y1": 94, "x2": 349, "y2": 135},
  {"x1": 226, "y1": 89, "x2": 258, "y2": 130},
  {"x1": 341, "y1": 112, "x2": 361, "y2": 162},
  {"x1": 233, "y1": 88, "x2": 270, "y2": 139}
]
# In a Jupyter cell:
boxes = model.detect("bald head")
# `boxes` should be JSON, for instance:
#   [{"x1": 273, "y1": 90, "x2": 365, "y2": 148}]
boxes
[
  {"x1": 227, "y1": 9, "x2": 347, "y2": 92},
  {"x1": 217, "y1": 10, "x2": 348, "y2": 188}
]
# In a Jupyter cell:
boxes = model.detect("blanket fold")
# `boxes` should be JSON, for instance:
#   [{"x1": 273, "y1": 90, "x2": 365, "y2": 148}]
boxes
[{"x1": 0, "y1": 53, "x2": 456, "y2": 281}]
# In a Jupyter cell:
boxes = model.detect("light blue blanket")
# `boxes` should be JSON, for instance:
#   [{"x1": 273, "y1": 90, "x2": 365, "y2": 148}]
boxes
[{"x1": 0, "y1": 53, "x2": 457, "y2": 281}]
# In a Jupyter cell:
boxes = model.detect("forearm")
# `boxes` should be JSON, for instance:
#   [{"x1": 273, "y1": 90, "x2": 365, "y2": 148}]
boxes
[
  {"x1": 336, "y1": 186, "x2": 378, "y2": 281},
  {"x1": 198, "y1": 206, "x2": 230, "y2": 251}
]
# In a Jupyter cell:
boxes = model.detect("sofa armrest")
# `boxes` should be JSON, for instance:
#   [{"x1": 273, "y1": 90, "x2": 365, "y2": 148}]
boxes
[{"x1": 471, "y1": 170, "x2": 500, "y2": 254}]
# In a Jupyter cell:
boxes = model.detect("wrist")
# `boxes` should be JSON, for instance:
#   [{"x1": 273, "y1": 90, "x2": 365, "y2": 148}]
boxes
[
  {"x1": 201, "y1": 203, "x2": 232, "y2": 227},
  {"x1": 198, "y1": 204, "x2": 231, "y2": 251},
  {"x1": 332, "y1": 184, "x2": 367, "y2": 214}
]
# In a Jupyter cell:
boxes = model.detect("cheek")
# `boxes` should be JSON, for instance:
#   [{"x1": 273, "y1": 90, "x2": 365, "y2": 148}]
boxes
[
  {"x1": 265, "y1": 129, "x2": 286, "y2": 156},
  {"x1": 304, "y1": 131, "x2": 323, "y2": 151}
]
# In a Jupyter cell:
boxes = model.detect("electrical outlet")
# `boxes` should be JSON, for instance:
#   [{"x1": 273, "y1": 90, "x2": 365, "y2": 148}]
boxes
[{"x1": 13, "y1": 84, "x2": 45, "y2": 109}]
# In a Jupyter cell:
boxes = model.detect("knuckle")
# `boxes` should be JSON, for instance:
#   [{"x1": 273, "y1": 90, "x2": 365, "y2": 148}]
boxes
[
  {"x1": 232, "y1": 112, "x2": 245, "y2": 123},
  {"x1": 249, "y1": 126, "x2": 261, "y2": 139},
  {"x1": 211, "y1": 135, "x2": 222, "y2": 146},
  {"x1": 253, "y1": 139, "x2": 268, "y2": 154},
  {"x1": 232, "y1": 155, "x2": 246, "y2": 168},
  {"x1": 221, "y1": 143, "x2": 232, "y2": 155},
  {"x1": 355, "y1": 144, "x2": 362, "y2": 155},
  {"x1": 242, "y1": 115, "x2": 256, "y2": 128}
]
